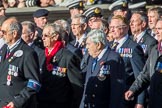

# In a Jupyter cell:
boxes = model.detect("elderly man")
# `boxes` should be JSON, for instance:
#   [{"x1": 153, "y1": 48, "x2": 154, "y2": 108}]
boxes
[
  {"x1": 37, "y1": 23, "x2": 83, "y2": 108},
  {"x1": 147, "y1": 7, "x2": 162, "y2": 38},
  {"x1": 80, "y1": 29, "x2": 126, "y2": 108},
  {"x1": 109, "y1": 15, "x2": 145, "y2": 108},
  {"x1": 125, "y1": 18, "x2": 162, "y2": 108},
  {"x1": 130, "y1": 12, "x2": 157, "y2": 61},
  {"x1": 0, "y1": 17, "x2": 41, "y2": 108},
  {"x1": 66, "y1": 14, "x2": 87, "y2": 61},
  {"x1": 21, "y1": 21, "x2": 45, "y2": 73}
]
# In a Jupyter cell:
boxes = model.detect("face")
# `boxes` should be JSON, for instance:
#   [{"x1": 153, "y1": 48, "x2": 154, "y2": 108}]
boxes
[
  {"x1": 130, "y1": 13, "x2": 145, "y2": 36},
  {"x1": 155, "y1": 20, "x2": 162, "y2": 42},
  {"x1": 42, "y1": 26, "x2": 56, "y2": 49},
  {"x1": 0, "y1": 7, "x2": 5, "y2": 16},
  {"x1": 88, "y1": 17, "x2": 101, "y2": 29},
  {"x1": 86, "y1": 37, "x2": 98, "y2": 58},
  {"x1": 70, "y1": 8, "x2": 83, "y2": 18},
  {"x1": 71, "y1": 18, "x2": 85, "y2": 38},
  {"x1": 21, "y1": 25, "x2": 34, "y2": 44},
  {"x1": 40, "y1": 0, "x2": 54, "y2": 7},
  {"x1": 148, "y1": 11, "x2": 159, "y2": 30},
  {"x1": 109, "y1": 18, "x2": 128, "y2": 40},
  {"x1": 1, "y1": 21, "x2": 13, "y2": 45},
  {"x1": 34, "y1": 16, "x2": 48, "y2": 29},
  {"x1": 113, "y1": 10, "x2": 126, "y2": 17},
  {"x1": 8, "y1": 0, "x2": 17, "y2": 7}
]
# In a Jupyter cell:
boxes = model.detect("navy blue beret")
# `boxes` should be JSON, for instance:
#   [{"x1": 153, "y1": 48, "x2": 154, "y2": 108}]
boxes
[{"x1": 33, "y1": 9, "x2": 49, "y2": 18}]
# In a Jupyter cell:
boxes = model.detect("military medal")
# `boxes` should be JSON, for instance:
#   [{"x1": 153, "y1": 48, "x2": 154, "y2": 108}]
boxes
[
  {"x1": 7, "y1": 75, "x2": 12, "y2": 86},
  {"x1": 98, "y1": 63, "x2": 110, "y2": 81}
]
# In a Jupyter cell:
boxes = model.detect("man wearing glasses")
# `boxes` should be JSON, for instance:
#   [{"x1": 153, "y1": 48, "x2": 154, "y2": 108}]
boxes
[{"x1": 109, "y1": 15, "x2": 145, "y2": 108}]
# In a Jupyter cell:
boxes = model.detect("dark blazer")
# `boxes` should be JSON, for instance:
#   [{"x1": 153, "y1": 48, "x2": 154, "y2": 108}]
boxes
[
  {"x1": 110, "y1": 37, "x2": 146, "y2": 106},
  {"x1": 149, "y1": 55, "x2": 162, "y2": 108},
  {"x1": 0, "y1": 40, "x2": 40, "y2": 108},
  {"x1": 132, "y1": 32, "x2": 157, "y2": 61},
  {"x1": 129, "y1": 45, "x2": 162, "y2": 108},
  {"x1": 80, "y1": 47, "x2": 126, "y2": 108},
  {"x1": 66, "y1": 41, "x2": 83, "y2": 61},
  {"x1": 38, "y1": 48, "x2": 83, "y2": 108},
  {"x1": 31, "y1": 44, "x2": 46, "y2": 74}
]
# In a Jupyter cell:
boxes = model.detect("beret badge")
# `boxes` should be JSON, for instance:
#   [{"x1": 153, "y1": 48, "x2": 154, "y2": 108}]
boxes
[
  {"x1": 79, "y1": 2, "x2": 83, "y2": 7},
  {"x1": 94, "y1": 8, "x2": 101, "y2": 14},
  {"x1": 122, "y1": 2, "x2": 127, "y2": 7}
]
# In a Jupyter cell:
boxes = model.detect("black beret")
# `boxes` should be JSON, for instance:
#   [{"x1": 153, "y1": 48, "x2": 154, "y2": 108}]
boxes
[{"x1": 33, "y1": 9, "x2": 49, "y2": 18}]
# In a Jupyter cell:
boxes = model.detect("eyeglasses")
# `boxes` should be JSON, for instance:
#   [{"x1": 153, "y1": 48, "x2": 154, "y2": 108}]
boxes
[
  {"x1": 42, "y1": 32, "x2": 57, "y2": 38},
  {"x1": 109, "y1": 25, "x2": 127, "y2": 29},
  {"x1": 71, "y1": 23, "x2": 81, "y2": 26}
]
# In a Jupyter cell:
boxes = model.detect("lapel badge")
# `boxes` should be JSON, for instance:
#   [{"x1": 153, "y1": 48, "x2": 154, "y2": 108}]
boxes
[
  {"x1": 14, "y1": 50, "x2": 23, "y2": 57},
  {"x1": 53, "y1": 56, "x2": 57, "y2": 62}
]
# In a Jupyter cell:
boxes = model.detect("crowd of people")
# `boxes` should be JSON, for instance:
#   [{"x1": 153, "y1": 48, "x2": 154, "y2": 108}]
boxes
[
  {"x1": 0, "y1": 0, "x2": 162, "y2": 108},
  {"x1": 0, "y1": 0, "x2": 162, "y2": 8}
]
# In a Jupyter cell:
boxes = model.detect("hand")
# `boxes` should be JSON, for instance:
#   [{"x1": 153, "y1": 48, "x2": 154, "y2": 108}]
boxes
[
  {"x1": 125, "y1": 90, "x2": 134, "y2": 101},
  {"x1": 6, "y1": 102, "x2": 15, "y2": 108},
  {"x1": 135, "y1": 104, "x2": 144, "y2": 108}
]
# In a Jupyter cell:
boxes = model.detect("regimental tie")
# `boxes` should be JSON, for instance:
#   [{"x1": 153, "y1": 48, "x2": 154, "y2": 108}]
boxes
[
  {"x1": 111, "y1": 42, "x2": 119, "y2": 51},
  {"x1": 92, "y1": 57, "x2": 98, "y2": 73}
]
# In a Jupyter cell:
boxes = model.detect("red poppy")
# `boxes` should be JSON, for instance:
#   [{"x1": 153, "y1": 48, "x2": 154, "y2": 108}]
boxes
[{"x1": 47, "y1": 64, "x2": 53, "y2": 71}]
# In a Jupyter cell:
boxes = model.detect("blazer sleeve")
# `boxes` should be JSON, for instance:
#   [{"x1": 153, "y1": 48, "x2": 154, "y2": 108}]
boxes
[
  {"x1": 129, "y1": 55, "x2": 151, "y2": 96},
  {"x1": 130, "y1": 45, "x2": 146, "y2": 105},
  {"x1": 67, "y1": 54, "x2": 84, "y2": 108},
  {"x1": 12, "y1": 50, "x2": 41, "y2": 108}
]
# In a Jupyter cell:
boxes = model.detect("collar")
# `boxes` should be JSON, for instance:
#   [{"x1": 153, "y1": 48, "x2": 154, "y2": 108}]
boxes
[
  {"x1": 28, "y1": 42, "x2": 34, "y2": 46},
  {"x1": 76, "y1": 33, "x2": 87, "y2": 46},
  {"x1": 136, "y1": 30, "x2": 146, "y2": 43},
  {"x1": 8, "y1": 39, "x2": 21, "y2": 52},
  {"x1": 114, "y1": 34, "x2": 128, "y2": 50},
  {"x1": 97, "y1": 46, "x2": 108, "y2": 61}
]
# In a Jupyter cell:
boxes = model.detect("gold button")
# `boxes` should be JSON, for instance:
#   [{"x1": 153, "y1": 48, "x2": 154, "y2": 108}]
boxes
[{"x1": 95, "y1": 84, "x2": 98, "y2": 87}]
